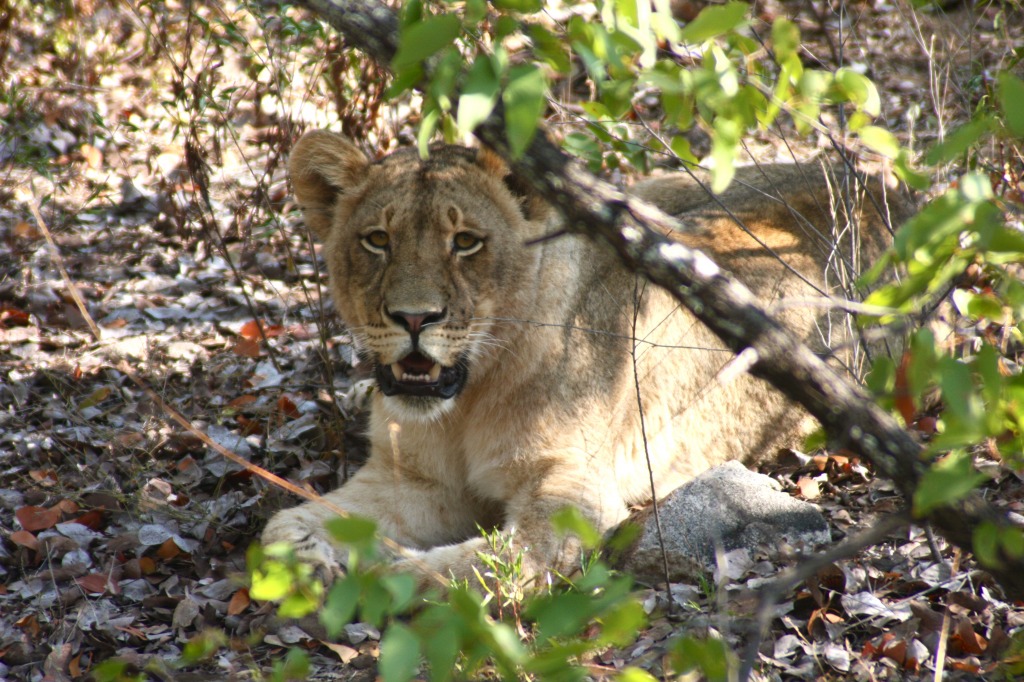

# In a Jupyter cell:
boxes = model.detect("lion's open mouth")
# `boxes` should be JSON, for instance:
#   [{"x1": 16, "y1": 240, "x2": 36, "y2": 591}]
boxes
[{"x1": 375, "y1": 351, "x2": 467, "y2": 399}]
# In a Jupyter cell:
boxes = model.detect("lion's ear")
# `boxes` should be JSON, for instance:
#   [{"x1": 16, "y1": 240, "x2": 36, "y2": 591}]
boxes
[
  {"x1": 289, "y1": 131, "x2": 370, "y2": 239},
  {"x1": 476, "y1": 146, "x2": 552, "y2": 223}
]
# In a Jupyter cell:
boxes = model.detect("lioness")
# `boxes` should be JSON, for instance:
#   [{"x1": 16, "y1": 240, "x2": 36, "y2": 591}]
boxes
[{"x1": 263, "y1": 130, "x2": 907, "y2": 586}]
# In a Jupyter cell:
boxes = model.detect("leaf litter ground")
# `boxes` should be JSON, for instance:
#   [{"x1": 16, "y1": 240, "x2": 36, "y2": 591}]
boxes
[{"x1": 1, "y1": 0, "x2": 1023, "y2": 680}]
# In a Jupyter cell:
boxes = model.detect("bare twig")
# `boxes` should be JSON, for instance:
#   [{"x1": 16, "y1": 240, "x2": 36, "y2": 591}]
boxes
[
  {"x1": 630, "y1": 278, "x2": 674, "y2": 616},
  {"x1": 28, "y1": 192, "x2": 103, "y2": 343},
  {"x1": 933, "y1": 547, "x2": 962, "y2": 682}
]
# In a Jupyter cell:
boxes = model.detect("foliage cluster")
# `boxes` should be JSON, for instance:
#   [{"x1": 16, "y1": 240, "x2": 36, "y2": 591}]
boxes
[{"x1": 242, "y1": 513, "x2": 729, "y2": 682}]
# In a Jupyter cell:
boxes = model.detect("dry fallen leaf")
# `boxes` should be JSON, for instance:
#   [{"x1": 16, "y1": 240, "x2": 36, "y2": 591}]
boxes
[
  {"x1": 10, "y1": 529, "x2": 39, "y2": 551},
  {"x1": 81, "y1": 143, "x2": 104, "y2": 169},
  {"x1": 227, "y1": 588, "x2": 251, "y2": 616},
  {"x1": 796, "y1": 476, "x2": 820, "y2": 499},
  {"x1": 232, "y1": 337, "x2": 261, "y2": 358},
  {"x1": 16, "y1": 505, "x2": 61, "y2": 532},
  {"x1": 76, "y1": 573, "x2": 118, "y2": 595},
  {"x1": 321, "y1": 641, "x2": 360, "y2": 664}
]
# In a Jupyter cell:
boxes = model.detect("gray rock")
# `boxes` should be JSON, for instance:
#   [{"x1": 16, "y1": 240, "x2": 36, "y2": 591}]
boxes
[{"x1": 617, "y1": 461, "x2": 830, "y2": 582}]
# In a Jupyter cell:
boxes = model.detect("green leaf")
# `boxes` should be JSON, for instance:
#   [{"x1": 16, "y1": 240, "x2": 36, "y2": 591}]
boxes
[
  {"x1": 958, "y1": 171, "x2": 994, "y2": 202},
  {"x1": 864, "y1": 356, "x2": 896, "y2": 396},
  {"x1": 998, "y1": 72, "x2": 1024, "y2": 137},
  {"x1": 894, "y1": 152, "x2": 931, "y2": 190},
  {"x1": 180, "y1": 630, "x2": 228, "y2": 664},
  {"x1": 386, "y1": 64, "x2": 424, "y2": 99},
  {"x1": 457, "y1": 55, "x2": 500, "y2": 136},
  {"x1": 1003, "y1": 527, "x2": 1024, "y2": 559},
  {"x1": 418, "y1": 105, "x2": 441, "y2": 158},
  {"x1": 92, "y1": 660, "x2": 145, "y2": 682},
  {"x1": 679, "y1": 2, "x2": 749, "y2": 44},
  {"x1": 379, "y1": 623, "x2": 421, "y2": 682},
  {"x1": 392, "y1": 14, "x2": 462, "y2": 70},
  {"x1": 527, "y1": 592, "x2": 590, "y2": 641},
  {"x1": 669, "y1": 135, "x2": 699, "y2": 166},
  {"x1": 669, "y1": 636, "x2": 732, "y2": 682},
  {"x1": 598, "y1": 600, "x2": 647, "y2": 646},
  {"x1": 858, "y1": 125, "x2": 900, "y2": 158},
  {"x1": 493, "y1": 0, "x2": 543, "y2": 12},
  {"x1": 321, "y1": 576, "x2": 360, "y2": 639},
  {"x1": 833, "y1": 68, "x2": 880, "y2": 117},
  {"x1": 709, "y1": 117, "x2": 740, "y2": 193},
  {"x1": 617, "y1": 667, "x2": 659, "y2": 682},
  {"x1": 421, "y1": 611, "x2": 461, "y2": 682},
  {"x1": 277, "y1": 648, "x2": 311, "y2": 679},
  {"x1": 913, "y1": 449, "x2": 988, "y2": 515},
  {"x1": 465, "y1": 0, "x2": 487, "y2": 24},
  {"x1": 771, "y1": 18, "x2": 800, "y2": 63},
  {"x1": 925, "y1": 116, "x2": 992, "y2": 165},
  {"x1": 974, "y1": 521, "x2": 1001, "y2": 568},
  {"x1": 550, "y1": 506, "x2": 602, "y2": 550},
  {"x1": 564, "y1": 132, "x2": 603, "y2": 171},
  {"x1": 954, "y1": 290, "x2": 1005, "y2": 321},
  {"x1": 485, "y1": 621, "x2": 529, "y2": 664},
  {"x1": 278, "y1": 584, "x2": 321, "y2": 618},
  {"x1": 360, "y1": 578, "x2": 394, "y2": 627},
  {"x1": 502, "y1": 64, "x2": 547, "y2": 158},
  {"x1": 325, "y1": 515, "x2": 377, "y2": 545},
  {"x1": 528, "y1": 25, "x2": 571, "y2": 73},
  {"x1": 382, "y1": 573, "x2": 418, "y2": 613},
  {"x1": 249, "y1": 559, "x2": 293, "y2": 601}
]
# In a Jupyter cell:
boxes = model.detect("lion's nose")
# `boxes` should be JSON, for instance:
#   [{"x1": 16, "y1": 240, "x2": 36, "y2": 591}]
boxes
[{"x1": 386, "y1": 308, "x2": 448, "y2": 337}]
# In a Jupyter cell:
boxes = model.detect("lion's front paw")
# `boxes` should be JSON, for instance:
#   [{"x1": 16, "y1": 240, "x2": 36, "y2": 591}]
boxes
[
  {"x1": 290, "y1": 532, "x2": 347, "y2": 584},
  {"x1": 263, "y1": 518, "x2": 347, "y2": 585}
]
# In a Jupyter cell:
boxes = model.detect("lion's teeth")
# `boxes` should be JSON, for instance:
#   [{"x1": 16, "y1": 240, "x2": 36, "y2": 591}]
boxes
[{"x1": 392, "y1": 362, "x2": 443, "y2": 383}]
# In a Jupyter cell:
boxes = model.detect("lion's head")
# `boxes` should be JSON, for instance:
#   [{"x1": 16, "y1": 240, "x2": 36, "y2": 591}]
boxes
[{"x1": 289, "y1": 131, "x2": 552, "y2": 420}]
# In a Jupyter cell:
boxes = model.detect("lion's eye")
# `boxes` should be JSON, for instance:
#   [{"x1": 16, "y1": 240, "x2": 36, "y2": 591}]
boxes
[
  {"x1": 452, "y1": 232, "x2": 483, "y2": 255},
  {"x1": 360, "y1": 230, "x2": 390, "y2": 253}
]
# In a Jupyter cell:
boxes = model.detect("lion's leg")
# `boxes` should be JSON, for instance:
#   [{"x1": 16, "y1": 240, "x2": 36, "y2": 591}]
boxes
[
  {"x1": 261, "y1": 458, "x2": 477, "y2": 582},
  {"x1": 393, "y1": 465, "x2": 628, "y2": 589}
]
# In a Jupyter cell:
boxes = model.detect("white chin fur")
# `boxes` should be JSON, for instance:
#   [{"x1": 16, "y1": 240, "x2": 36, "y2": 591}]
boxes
[{"x1": 381, "y1": 394, "x2": 457, "y2": 423}]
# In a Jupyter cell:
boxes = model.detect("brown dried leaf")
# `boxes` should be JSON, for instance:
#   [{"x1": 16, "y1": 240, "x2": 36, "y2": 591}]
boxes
[
  {"x1": 0, "y1": 305, "x2": 31, "y2": 326},
  {"x1": 76, "y1": 573, "x2": 116, "y2": 595},
  {"x1": 232, "y1": 337, "x2": 261, "y2": 358},
  {"x1": 277, "y1": 394, "x2": 300, "y2": 419},
  {"x1": 156, "y1": 538, "x2": 181, "y2": 559},
  {"x1": 73, "y1": 509, "x2": 106, "y2": 531},
  {"x1": 16, "y1": 614, "x2": 41, "y2": 637},
  {"x1": 797, "y1": 476, "x2": 820, "y2": 499},
  {"x1": 81, "y1": 143, "x2": 103, "y2": 169},
  {"x1": 228, "y1": 394, "x2": 258, "y2": 409},
  {"x1": 54, "y1": 499, "x2": 78, "y2": 515},
  {"x1": 894, "y1": 351, "x2": 916, "y2": 425},
  {"x1": 227, "y1": 588, "x2": 250, "y2": 616},
  {"x1": 79, "y1": 386, "x2": 112, "y2": 408},
  {"x1": 11, "y1": 223, "x2": 41, "y2": 240},
  {"x1": 321, "y1": 641, "x2": 360, "y2": 664},
  {"x1": 29, "y1": 469, "x2": 58, "y2": 486},
  {"x1": 954, "y1": 618, "x2": 987, "y2": 655},
  {"x1": 10, "y1": 530, "x2": 39, "y2": 551},
  {"x1": 16, "y1": 506, "x2": 60, "y2": 532}
]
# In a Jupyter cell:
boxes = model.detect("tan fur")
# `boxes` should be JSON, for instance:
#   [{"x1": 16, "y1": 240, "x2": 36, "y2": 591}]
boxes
[{"x1": 263, "y1": 130, "x2": 909, "y2": 586}]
